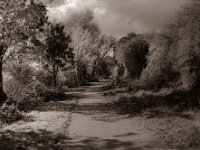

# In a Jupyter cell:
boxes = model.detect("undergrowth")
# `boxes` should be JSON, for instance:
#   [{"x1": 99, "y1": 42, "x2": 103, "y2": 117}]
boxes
[{"x1": 0, "y1": 99, "x2": 23, "y2": 125}]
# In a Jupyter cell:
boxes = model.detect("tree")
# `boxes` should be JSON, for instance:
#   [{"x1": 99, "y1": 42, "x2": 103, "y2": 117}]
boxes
[
  {"x1": 124, "y1": 37, "x2": 149, "y2": 78},
  {"x1": 140, "y1": 33, "x2": 176, "y2": 89},
  {"x1": 115, "y1": 33, "x2": 137, "y2": 78},
  {"x1": 115, "y1": 33, "x2": 149, "y2": 78},
  {"x1": 45, "y1": 23, "x2": 73, "y2": 87},
  {"x1": 91, "y1": 35, "x2": 116, "y2": 79},
  {"x1": 140, "y1": 0, "x2": 200, "y2": 102},
  {"x1": 0, "y1": 0, "x2": 48, "y2": 103},
  {"x1": 65, "y1": 10, "x2": 101, "y2": 85},
  {"x1": 170, "y1": 0, "x2": 200, "y2": 104},
  {"x1": 65, "y1": 10, "x2": 100, "y2": 37}
]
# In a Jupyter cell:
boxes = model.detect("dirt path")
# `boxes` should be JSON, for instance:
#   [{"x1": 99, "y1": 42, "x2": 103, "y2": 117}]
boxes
[{"x1": 0, "y1": 80, "x2": 169, "y2": 150}]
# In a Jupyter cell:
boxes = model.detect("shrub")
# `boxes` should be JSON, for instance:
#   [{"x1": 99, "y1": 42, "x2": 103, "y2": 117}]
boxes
[
  {"x1": 4, "y1": 75, "x2": 48, "y2": 103},
  {"x1": 115, "y1": 34, "x2": 149, "y2": 79},
  {"x1": 124, "y1": 37, "x2": 149, "y2": 78},
  {"x1": 4, "y1": 62, "x2": 55, "y2": 102},
  {"x1": 62, "y1": 68, "x2": 77, "y2": 88},
  {"x1": 0, "y1": 98, "x2": 23, "y2": 125}
]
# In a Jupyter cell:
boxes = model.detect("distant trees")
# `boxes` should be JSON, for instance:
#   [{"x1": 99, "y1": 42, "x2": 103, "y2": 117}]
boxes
[
  {"x1": 92, "y1": 35, "x2": 116, "y2": 79},
  {"x1": 0, "y1": 0, "x2": 47, "y2": 103},
  {"x1": 124, "y1": 37, "x2": 149, "y2": 78},
  {"x1": 140, "y1": 33, "x2": 177, "y2": 89},
  {"x1": 45, "y1": 23, "x2": 73, "y2": 87},
  {"x1": 64, "y1": 10, "x2": 98, "y2": 85},
  {"x1": 115, "y1": 33, "x2": 149, "y2": 79},
  {"x1": 95, "y1": 58, "x2": 110, "y2": 79},
  {"x1": 64, "y1": 10, "x2": 115, "y2": 85}
]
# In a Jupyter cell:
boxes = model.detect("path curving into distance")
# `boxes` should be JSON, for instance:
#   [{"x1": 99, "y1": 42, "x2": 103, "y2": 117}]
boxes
[{"x1": 0, "y1": 80, "x2": 169, "y2": 150}]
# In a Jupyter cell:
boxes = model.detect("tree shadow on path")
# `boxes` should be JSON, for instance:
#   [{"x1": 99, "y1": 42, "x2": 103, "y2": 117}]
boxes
[
  {"x1": 0, "y1": 130, "x2": 68, "y2": 150},
  {"x1": 0, "y1": 129, "x2": 161, "y2": 150}
]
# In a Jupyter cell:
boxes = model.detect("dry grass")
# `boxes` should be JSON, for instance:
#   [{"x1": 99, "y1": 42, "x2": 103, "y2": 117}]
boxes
[{"x1": 132, "y1": 109, "x2": 200, "y2": 150}]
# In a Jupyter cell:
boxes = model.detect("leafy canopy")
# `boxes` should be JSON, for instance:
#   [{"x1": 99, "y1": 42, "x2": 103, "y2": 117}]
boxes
[{"x1": 0, "y1": 0, "x2": 48, "y2": 58}]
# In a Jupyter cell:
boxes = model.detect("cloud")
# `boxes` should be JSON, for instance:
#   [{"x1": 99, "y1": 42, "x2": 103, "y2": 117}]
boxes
[
  {"x1": 47, "y1": 0, "x2": 105, "y2": 21},
  {"x1": 46, "y1": 0, "x2": 189, "y2": 37},
  {"x1": 47, "y1": 0, "x2": 77, "y2": 20}
]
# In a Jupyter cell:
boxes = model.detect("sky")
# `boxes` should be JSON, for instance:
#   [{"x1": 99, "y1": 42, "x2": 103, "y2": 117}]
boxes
[{"x1": 43, "y1": 0, "x2": 189, "y2": 37}]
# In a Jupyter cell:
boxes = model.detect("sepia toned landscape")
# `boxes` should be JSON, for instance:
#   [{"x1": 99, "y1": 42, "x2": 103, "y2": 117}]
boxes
[{"x1": 0, "y1": 0, "x2": 200, "y2": 149}]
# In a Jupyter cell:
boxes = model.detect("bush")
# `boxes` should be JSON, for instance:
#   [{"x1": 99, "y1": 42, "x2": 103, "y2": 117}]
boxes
[
  {"x1": 0, "y1": 99, "x2": 23, "y2": 124},
  {"x1": 4, "y1": 62, "x2": 55, "y2": 102},
  {"x1": 62, "y1": 68, "x2": 77, "y2": 88},
  {"x1": 37, "y1": 86, "x2": 67, "y2": 102},
  {"x1": 115, "y1": 34, "x2": 149, "y2": 79},
  {"x1": 4, "y1": 76, "x2": 49, "y2": 103},
  {"x1": 124, "y1": 37, "x2": 149, "y2": 78}
]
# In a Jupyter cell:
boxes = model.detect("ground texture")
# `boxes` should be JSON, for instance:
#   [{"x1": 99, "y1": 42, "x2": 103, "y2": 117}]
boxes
[{"x1": 1, "y1": 80, "x2": 199, "y2": 150}]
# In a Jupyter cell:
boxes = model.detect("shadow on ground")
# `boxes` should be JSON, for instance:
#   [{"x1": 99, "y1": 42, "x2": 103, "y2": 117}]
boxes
[
  {"x1": 0, "y1": 130, "x2": 156, "y2": 150},
  {"x1": 113, "y1": 90, "x2": 200, "y2": 117},
  {"x1": 66, "y1": 137, "x2": 141, "y2": 150},
  {"x1": 41, "y1": 92, "x2": 86, "y2": 102},
  {"x1": 0, "y1": 130, "x2": 68, "y2": 150}
]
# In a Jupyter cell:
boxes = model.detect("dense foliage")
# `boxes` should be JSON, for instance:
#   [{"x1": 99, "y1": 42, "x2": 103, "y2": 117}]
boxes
[
  {"x1": 115, "y1": 33, "x2": 149, "y2": 79},
  {"x1": 0, "y1": 0, "x2": 48, "y2": 103},
  {"x1": 65, "y1": 10, "x2": 115, "y2": 85},
  {"x1": 45, "y1": 23, "x2": 73, "y2": 87},
  {"x1": 141, "y1": 0, "x2": 200, "y2": 91}
]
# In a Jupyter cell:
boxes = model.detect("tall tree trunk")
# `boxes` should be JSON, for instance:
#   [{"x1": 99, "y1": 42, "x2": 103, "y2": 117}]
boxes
[
  {"x1": 0, "y1": 60, "x2": 7, "y2": 104},
  {"x1": 76, "y1": 60, "x2": 81, "y2": 86},
  {"x1": 72, "y1": 59, "x2": 77, "y2": 86},
  {"x1": 123, "y1": 61, "x2": 129, "y2": 78},
  {"x1": 92, "y1": 60, "x2": 97, "y2": 79},
  {"x1": 53, "y1": 65, "x2": 57, "y2": 87},
  {"x1": 72, "y1": 66, "x2": 77, "y2": 86}
]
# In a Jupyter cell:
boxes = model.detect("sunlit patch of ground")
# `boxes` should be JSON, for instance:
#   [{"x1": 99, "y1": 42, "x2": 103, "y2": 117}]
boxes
[{"x1": 2, "y1": 111, "x2": 70, "y2": 134}]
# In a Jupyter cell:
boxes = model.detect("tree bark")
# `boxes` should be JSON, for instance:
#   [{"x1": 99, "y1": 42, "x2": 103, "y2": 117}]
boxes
[
  {"x1": 0, "y1": 60, "x2": 7, "y2": 104},
  {"x1": 76, "y1": 60, "x2": 81, "y2": 86},
  {"x1": 92, "y1": 60, "x2": 97, "y2": 78},
  {"x1": 123, "y1": 61, "x2": 129, "y2": 78},
  {"x1": 72, "y1": 66, "x2": 77, "y2": 86},
  {"x1": 71, "y1": 59, "x2": 77, "y2": 86},
  {"x1": 53, "y1": 64, "x2": 58, "y2": 87}
]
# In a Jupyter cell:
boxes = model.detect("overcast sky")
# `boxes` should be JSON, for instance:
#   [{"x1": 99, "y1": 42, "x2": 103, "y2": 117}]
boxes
[{"x1": 44, "y1": 0, "x2": 189, "y2": 37}]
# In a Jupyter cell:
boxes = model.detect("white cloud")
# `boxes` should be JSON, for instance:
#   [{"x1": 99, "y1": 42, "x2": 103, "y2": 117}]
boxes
[
  {"x1": 47, "y1": 0, "x2": 78, "y2": 20},
  {"x1": 47, "y1": 0, "x2": 104, "y2": 21},
  {"x1": 94, "y1": 8, "x2": 106, "y2": 15},
  {"x1": 46, "y1": 0, "x2": 189, "y2": 37}
]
